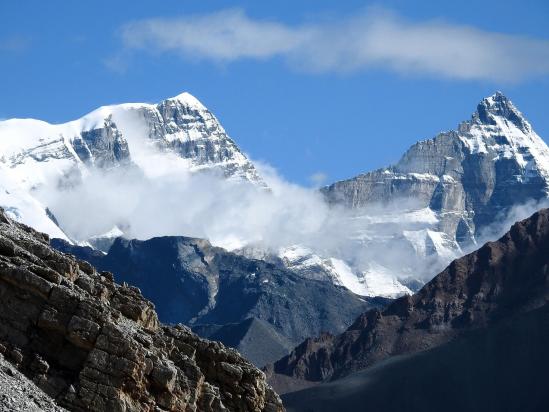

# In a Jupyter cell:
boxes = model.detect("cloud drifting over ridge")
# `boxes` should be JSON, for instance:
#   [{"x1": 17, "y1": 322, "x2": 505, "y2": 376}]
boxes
[
  {"x1": 32, "y1": 120, "x2": 548, "y2": 289},
  {"x1": 118, "y1": 8, "x2": 549, "y2": 81}
]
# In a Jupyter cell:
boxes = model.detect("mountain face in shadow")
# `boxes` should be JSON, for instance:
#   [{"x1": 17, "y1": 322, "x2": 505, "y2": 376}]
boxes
[
  {"x1": 268, "y1": 208, "x2": 549, "y2": 400},
  {"x1": 282, "y1": 302, "x2": 549, "y2": 412},
  {"x1": 53, "y1": 236, "x2": 387, "y2": 366}
]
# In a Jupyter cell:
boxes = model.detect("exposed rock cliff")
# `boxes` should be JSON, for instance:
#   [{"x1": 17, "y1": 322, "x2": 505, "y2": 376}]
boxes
[{"x1": 0, "y1": 209, "x2": 283, "y2": 411}]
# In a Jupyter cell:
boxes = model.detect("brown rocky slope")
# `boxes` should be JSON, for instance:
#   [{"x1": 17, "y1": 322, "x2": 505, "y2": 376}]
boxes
[
  {"x1": 0, "y1": 208, "x2": 283, "y2": 411},
  {"x1": 268, "y1": 208, "x2": 549, "y2": 390}
]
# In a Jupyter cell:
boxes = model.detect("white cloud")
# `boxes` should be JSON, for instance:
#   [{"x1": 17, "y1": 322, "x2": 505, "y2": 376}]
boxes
[
  {"x1": 30, "y1": 109, "x2": 548, "y2": 290},
  {"x1": 35, "y1": 145, "x2": 544, "y2": 288},
  {"x1": 309, "y1": 172, "x2": 327, "y2": 187},
  {"x1": 475, "y1": 198, "x2": 549, "y2": 246},
  {"x1": 29, "y1": 119, "x2": 446, "y2": 287},
  {"x1": 117, "y1": 8, "x2": 549, "y2": 81}
]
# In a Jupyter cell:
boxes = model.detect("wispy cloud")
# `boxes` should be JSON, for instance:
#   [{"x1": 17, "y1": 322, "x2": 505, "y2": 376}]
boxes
[
  {"x1": 103, "y1": 52, "x2": 130, "y2": 74},
  {"x1": 0, "y1": 35, "x2": 30, "y2": 53},
  {"x1": 116, "y1": 8, "x2": 549, "y2": 82},
  {"x1": 309, "y1": 172, "x2": 327, "y2": 187}
]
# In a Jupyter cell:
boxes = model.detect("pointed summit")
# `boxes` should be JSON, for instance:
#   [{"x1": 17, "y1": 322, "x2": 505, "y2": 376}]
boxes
[
  {"x1": 165, "y1": 91, "x2": 206, "y2": 111},
  {"x1": 475, "y1": 91, "x2": 530, "y2": 132}
]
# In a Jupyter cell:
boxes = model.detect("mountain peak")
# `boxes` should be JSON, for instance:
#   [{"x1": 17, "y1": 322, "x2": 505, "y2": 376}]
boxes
[
  {"x1": 165, "y1": 91, "x2": 206, "y2": 110},
  {"x1": 480, "y1": 91, "x2": 514, "y2": 112},
  {"x1": 474, "y1": 91, "x2": 530, "y2": 131}
]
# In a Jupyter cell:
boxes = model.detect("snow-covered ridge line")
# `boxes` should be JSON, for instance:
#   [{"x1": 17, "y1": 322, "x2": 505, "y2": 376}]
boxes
[
  {"x1": 315, "y1": 92, "x2": 549, "y2": 297},
  {"x1": 0, "y1": 91, "x2": 263, "y2": 185},
  {"x1": 1, "y1": 90, "x2": 548, "y2": 301},
  {"x1": 0, "y1": 91, "x2": 264, "y2": 242}
]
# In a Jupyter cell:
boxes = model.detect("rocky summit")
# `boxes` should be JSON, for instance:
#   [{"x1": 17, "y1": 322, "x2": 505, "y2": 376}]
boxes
[
  {"x1": 323, "y1": 92, "x2": 549, "y2": 244},
  {"x1": 268, "y1": 208, "x2": 549, "y2": 394},
  {"x1": 0, "y1": 208, "x2": 283, "y2": 411},
  {"x1": 0, "y1": 92, "x2": 264, "y2": 241},
  {"x1": 313, "y1": 92, "x2": 549, "y2": 294}
]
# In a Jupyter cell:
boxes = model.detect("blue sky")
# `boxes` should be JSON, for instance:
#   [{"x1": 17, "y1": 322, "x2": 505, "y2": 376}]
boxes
[{"x1": 1, "y1": 0, "x2": 549, "y2": 185}]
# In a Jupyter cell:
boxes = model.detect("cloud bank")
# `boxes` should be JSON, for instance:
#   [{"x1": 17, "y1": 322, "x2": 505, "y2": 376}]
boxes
[
  {"x1": 118, "y1": 8, "x2": 549, "y2": 81},
  {"x1": 37, "y1": 154, "x2": 542, "y2": 288},
  {"x1": 32, "y1": 110, "x2": 548, "y2": 288}
]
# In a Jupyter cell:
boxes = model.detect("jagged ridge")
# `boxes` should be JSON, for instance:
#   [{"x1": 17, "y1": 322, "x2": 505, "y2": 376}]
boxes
[{"x1": 0, "y1": 92, "x2": 264, "y2": 241}]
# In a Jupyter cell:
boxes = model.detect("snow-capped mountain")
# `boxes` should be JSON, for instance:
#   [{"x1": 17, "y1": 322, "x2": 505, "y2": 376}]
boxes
[
  {"x1": 325, "y1": 92, "x2": 549, "y2": 239},
  {"x1": 1, "y1": 90, "x2": 547, "y2": 300},
  {"x1": 317, "y1": 92, "x2": 549, "y2": 293},
  {"x1": 277, "y1": 245, "x2": 413, "y2": 298},
  {"x1": 0, "y1": 92, "x2": 263, "y2": 239}
]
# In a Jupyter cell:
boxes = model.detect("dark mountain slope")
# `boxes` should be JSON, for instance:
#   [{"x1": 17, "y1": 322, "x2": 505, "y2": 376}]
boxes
[
  {"x1": 282, "y1": 302, "x2": 549, "y2": 412},
  {"x1": 193, "y1": 318, "x2": 294, "y2": 368},
  {"x1": 53, "y1": 236, "x2": 387, "y2": 366},
  {"x1": 269, "y1": 208, "x2": 549, "y2": 389}
]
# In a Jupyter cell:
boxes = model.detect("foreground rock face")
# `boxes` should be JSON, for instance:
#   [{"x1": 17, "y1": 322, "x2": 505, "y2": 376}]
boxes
[
  {"x1": 0, "y1": 209, "x2": 283, "y2": 411},
  {"x1": 0, "y1": 352, "x2": 67, "y2": 412},
  {"x1": 268, "y1": 208, "x2": 549, "y2": 389}
]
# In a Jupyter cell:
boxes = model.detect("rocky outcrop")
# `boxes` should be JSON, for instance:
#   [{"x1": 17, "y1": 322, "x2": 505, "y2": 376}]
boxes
[
  {"x1": 0, "y1": 209, "x2": 283, "y2": 411},
  {"x1": 0, "y1": 352, "x2": 67, "y2": 412},
  {"x1": 52, "y1": 236, "x2": 386, "y2": 366},
  {"x1": 137, "y1": 93, "x2": 262, "y2": 183},
  {"x1": 268, "y1": 208, "x2": 549, "y2": 390},
  {"x1": 73, "y1": 116, "x2": 131, "y2": 169}
]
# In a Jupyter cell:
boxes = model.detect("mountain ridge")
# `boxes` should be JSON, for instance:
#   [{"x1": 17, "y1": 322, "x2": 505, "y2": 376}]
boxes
[
  {"x1": 315, "y1": 91, "x2": 549, "y2": 294},
  {"x1": 0, "y1": 91, "x2": 264, "y2": 242},
  {"x1": 2, "y1": 91, "x2": 548, "y2": 300},
  {"x1": 282, "y1": 301, "x2": 549, "y2": 412},
  {"x1": 267, "y1": 207, "x2": 549, "y2": 392},
  {"x1": 52, "y1": 234, "x2": 387, "y2": 366}
]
